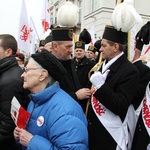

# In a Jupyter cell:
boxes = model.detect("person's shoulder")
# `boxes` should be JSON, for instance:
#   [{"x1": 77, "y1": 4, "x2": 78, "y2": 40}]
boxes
[
  {"x1": 84, "y1": 56, "x2": 97, "y2": 65},
  {"x1": 12, "y1": 65, "x2": 24, "y2": 74},
  {"x1": 90, "y1": 59, "x2": 97, "y2": 65},
  {"x1": 55, "y1": 88, "x2": 83, "y2": 110},
  {"x1": 116, "y1": 58, "x2": 139, "y2": 75},
  {"x1": 139, "y1": 62, "x2": 150, "y2": 74}
]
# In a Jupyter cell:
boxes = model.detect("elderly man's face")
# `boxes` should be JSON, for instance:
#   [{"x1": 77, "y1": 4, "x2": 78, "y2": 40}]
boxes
[{"x1": 52, "y1": 41, "x2": 73, "y2": 61}]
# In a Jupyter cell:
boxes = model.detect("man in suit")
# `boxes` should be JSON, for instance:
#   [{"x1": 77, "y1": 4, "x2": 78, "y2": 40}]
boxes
[
  {"x1": 131, "y1": 22, "x2": 150, "y2": 150},
  {"x1": 87, "y1": 25, "x2": 139, "y2": 150},
  {"x1": 132, "y1": 35, "x2": 150, "y2": 110}
]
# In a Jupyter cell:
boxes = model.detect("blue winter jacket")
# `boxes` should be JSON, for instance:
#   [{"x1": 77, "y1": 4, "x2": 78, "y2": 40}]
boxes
[{"x1": 22, "y1": 83, "x2": 88, "y2": 150}]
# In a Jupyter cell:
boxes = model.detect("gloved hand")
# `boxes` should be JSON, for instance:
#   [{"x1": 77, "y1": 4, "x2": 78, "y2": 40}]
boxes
[{"x1": 90, "y1": 69, "x2": 110, "y2": 90}]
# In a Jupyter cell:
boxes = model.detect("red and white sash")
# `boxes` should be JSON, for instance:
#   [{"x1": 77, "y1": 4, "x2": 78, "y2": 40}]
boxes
[
  {"x1": 91, "y1": 92, "x2": 136, "y2": 150},
  {"x1": 142, "y1": 82, "x2": 150, "y2": 136}
]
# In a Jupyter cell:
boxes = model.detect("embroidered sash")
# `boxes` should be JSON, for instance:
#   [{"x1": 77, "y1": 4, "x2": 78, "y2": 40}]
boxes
[
  {"x1": 91, "y1": 92, "x2": 136, "y2": 150},
  {"x1": 142, "y1": 82, "x2": 150, "y2": 136}
]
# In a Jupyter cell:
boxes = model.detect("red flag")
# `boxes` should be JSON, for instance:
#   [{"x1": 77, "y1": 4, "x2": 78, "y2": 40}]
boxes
[
  {"x1": 41, "y1": 0, "x2": 50, "y2": 33},
  {"x1": 11, "y1": 97, "x2": 30, "y2": 129},
  {"x1": 18, "y1": 0, "x2": 31, "y2": 55}
]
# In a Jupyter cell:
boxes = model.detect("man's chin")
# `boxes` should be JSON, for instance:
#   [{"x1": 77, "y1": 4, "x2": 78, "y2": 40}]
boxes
[{"x1": 23, "y1": 84, "x2": 28, "y2": 89}]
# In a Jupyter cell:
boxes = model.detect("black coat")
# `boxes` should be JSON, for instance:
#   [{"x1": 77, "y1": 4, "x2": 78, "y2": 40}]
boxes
[
  {"x1": 87, "y1": 54, "x2": 139, "y2": 150},
  {"x1": 132, "y1": 60, "x2": 150, "y2": 109},
  {"x1": 59, "y1": 59, "x2": 79, "y2": 100},
  {"x1": 0, "y1": 56, "x2": 30, "y2": 143},
  {"x1": 131, "y1": 111, "x2": 150, "y2": 150},
  {"x1": 72, "y1": 56, "x2": 96, "y2": 88},
  {"x1": 131, "y1": 60, "x2": 150, "y2": 150},
  {"x1": 59, "y1": 58, "x2": 96, "y2": 112},
  {"x1": 72, "y1": 56, "x2": 96, "y2": 112}
]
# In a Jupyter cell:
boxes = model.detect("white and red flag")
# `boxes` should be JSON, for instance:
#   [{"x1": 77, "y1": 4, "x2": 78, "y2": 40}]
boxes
[
  {"x1": 41, "y1": 0, "x2": 50, "y2": 33},
  {"x1": 18, "y1": 0, "x2": 31, "y2": 55},
  {"x1": 90, "y1": 25, "x2": 96, "y2": 46},
  {"x1": 11, "y1": 97, "x2": 30, "y2": 129},
  {"x1": 29, "y1": 17, "x2": 40, "y2": 54}
]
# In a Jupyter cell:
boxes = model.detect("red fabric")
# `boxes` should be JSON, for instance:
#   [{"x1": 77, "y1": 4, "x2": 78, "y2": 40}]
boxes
[{"x1": 17, "y1": 106, "x2": 30, "y2": 128}]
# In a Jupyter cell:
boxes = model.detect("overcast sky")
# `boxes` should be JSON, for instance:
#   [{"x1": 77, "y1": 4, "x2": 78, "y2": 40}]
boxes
[{"x1": 0, "y1": 0, "x2": 44, "y2": 40}]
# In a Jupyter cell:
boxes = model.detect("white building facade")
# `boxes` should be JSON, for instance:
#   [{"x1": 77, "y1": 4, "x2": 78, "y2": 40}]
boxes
[{"x1": 49, "y1": 0, "x2": 150, "y2": 40}]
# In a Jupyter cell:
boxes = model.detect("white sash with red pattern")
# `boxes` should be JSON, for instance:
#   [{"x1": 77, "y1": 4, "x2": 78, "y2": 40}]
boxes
[
  {"x1": 142, "y1": 82, "x2": 150, "y2": 136},
  {"x1": 91, "y1": 92, "x2": 136, "y2": 150}
]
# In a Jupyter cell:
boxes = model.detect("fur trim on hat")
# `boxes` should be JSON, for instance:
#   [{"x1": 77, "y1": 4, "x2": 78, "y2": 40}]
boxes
[{"x1": 31, "y1": 50, "x2": 66, "y2": 82}]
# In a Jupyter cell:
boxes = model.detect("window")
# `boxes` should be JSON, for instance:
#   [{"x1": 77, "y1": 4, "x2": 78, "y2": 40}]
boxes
[{"x1": 92, "y1": 0, "x2": 99, "y2": 12}]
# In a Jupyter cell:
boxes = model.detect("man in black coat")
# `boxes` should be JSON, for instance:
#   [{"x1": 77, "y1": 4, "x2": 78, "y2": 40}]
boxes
[
  {"x1": 132, "y1": 41, "x2": 150, "y2": 110},
  {"x1": 72, "y1": 41, "x2": 96, "y2": 112},
  {"x1": 87, "y1": 25, "x2": 139, "y2": 150},
  {"x1": 51, "y1": 28, "x2": 92, "y2": 112},
  {"x1": 0, "y1": 34, "x2": 30, "y2": 150},
  {"x1": 131, "y1": 22, "x2": 150, "y2": 150}
]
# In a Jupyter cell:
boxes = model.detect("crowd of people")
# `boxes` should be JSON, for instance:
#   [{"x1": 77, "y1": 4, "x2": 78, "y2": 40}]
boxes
[
  {"x1": 0, "y1": 23, "x2": 149, "y2": 150},
  {"x1": 0, "y1": 1, "x2": 150, "y2": 150}
]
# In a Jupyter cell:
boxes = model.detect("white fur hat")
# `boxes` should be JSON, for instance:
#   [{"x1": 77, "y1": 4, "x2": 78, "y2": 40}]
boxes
[{"x1": 57, "y1": 1, "x2": 79, "y2": 27}]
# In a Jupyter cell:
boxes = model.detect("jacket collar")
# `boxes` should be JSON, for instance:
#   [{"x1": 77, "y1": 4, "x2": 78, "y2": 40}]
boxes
[{"x1": 30, "y1": 83, "x2": 60, "y2": 106}]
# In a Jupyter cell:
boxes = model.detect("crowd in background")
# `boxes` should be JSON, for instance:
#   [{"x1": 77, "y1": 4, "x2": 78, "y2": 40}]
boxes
[{"x1": 0, "y1": 1, "x2": 150, "y2": 150}]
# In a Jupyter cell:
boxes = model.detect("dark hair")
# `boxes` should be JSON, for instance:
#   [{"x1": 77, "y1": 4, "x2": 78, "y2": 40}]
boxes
[
  {"x1": 107, "y1": 40, "x2": 126, "y2": 52},
  {"x1": 0, "y1": 34, "x2": 18, "y2": 55},
  {"x1": 15, "y1": 53, "x2": 25, "y2": 62}
]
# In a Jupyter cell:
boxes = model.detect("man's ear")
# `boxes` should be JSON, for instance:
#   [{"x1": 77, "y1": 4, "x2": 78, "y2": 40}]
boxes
[
  {"x1": 52, "y1": 42, "x2": 59, "y2": 51},
  {"x1": 5, "y1": 48, "x2": 13, "y2": 57},
  {"x1": 114, "y1": 43, "x2": 119, "y2": 52}
]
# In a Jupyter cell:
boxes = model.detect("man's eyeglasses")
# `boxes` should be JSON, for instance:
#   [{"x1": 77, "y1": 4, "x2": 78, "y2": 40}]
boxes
[{"x1": 23, "y1": 67, "x2": 42, "y2": 73}]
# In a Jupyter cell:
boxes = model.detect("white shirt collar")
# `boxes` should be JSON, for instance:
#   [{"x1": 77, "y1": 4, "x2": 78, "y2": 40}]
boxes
[{"x1": 102, "y1": 52, "x2": 124, "y2": 73}]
